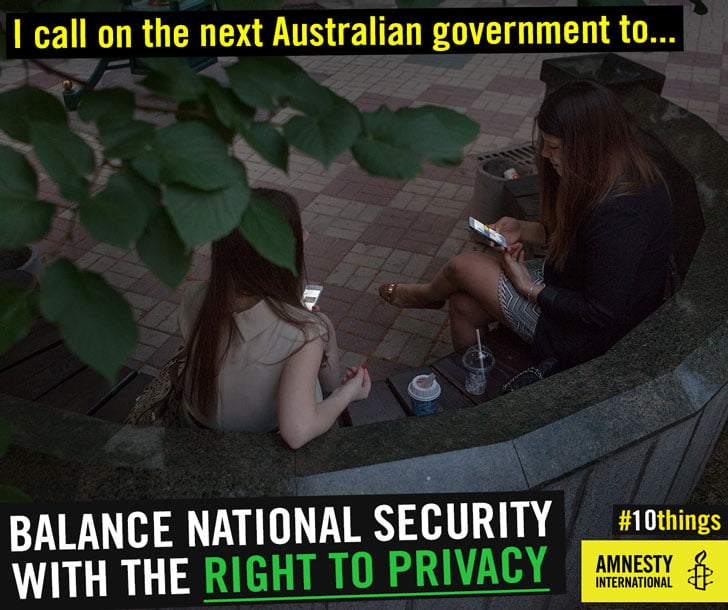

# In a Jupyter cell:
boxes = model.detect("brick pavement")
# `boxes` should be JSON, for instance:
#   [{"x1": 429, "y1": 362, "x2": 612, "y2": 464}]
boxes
[{"x1": 1, "y1": 0, "x2": 726, "y2": 379}]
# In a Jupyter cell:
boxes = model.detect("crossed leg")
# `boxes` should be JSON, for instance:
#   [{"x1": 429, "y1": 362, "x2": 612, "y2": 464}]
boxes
[{"x1": 380, "y1": 251, "x2": 513, "y2": 351}]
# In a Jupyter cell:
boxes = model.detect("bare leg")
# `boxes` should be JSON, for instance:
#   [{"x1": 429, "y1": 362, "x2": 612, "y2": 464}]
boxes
[
  {"x1": 449, "y1": 291, "x2": 496, "y2": 351},
  {"x1": 381, "y1": 251, "x2": 508, "y2": 320}
]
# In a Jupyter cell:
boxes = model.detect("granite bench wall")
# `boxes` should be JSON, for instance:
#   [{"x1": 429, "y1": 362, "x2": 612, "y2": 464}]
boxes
[{"x1": 1, "y1": 85, "x2": 727, "y2": 609}]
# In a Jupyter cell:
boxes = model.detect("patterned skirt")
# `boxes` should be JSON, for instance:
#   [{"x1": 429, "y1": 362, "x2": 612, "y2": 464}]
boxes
[{"x1": 497, "y1": 258, "x2": 545, "y2": 343}]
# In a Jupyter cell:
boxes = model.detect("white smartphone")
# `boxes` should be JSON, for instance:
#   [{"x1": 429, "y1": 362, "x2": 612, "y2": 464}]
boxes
[
  {"x1": 468, "y1": 217, "x2": 508, "y2": 249},
  {"x1": 302, "y1": 284, "x2": 323, "y2": 310}
]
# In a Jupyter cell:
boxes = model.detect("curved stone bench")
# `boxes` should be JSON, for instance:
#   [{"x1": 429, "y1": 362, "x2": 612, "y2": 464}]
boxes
[{"x1": 2, "y1": 87, "x2": 727, "y2": 608}]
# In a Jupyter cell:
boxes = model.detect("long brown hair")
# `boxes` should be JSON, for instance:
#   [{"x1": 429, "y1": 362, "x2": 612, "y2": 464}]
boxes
[
  {"x1": 536, "y1": 80, "x2": 664, "y2": 270},
  {"x1": 184, "y1": 188, "x2": 320, "y2": 419}
]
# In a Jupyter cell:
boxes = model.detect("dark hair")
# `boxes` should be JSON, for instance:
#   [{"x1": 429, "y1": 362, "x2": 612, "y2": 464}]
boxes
[
  {"x1": 536, "y1": 80, "x2": 664, "y2": 269},
  {"x1": 183, "y1": 188, "x2": 320, "y2": 419}
]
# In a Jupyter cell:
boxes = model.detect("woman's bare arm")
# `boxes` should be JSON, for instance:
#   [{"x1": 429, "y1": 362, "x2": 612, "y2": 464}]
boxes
[
  {"x1": 315, "y1": 312, "x2": 341, "y2": 394},
  {"x1": 278, "y1": 338, "x2": 371, "y2": 449},
  {"x1": 518, "y1": 220, "x2": 548, "y2": 247}
]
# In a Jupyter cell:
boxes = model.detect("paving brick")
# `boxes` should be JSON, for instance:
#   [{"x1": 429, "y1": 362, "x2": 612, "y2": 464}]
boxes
[
  {"x1": 130, "y1": 343, "x2": 156, "y2": 362},
  {"x1": 373, "y1": 328, "x2": 411, "y2": 361},
  {"x1": 392, "y1": 315, "x2": 443, "y2": 340},
  {"x1": 124, "y1": 292, "x2": 159, "y2": 312},
  {"x1": 102, "y1": 270, "x2": 137, "y2": 290},
  {"x1": 338, "y1": 316, "x2": 388, "y2": 342},
  {"x1": 336, "y1": 331, "x2": 379, "y2": 356},
  {"x1": 138, "y1": 301, "x2": 178, "y2": 330},
  {"x1": 148, "y1": 336, "x2": 184, "y2": 369},
  {"x1": 397, "y1": 335, "x2": 435, "y2": 367},
  {"x1": 138, "y1": 326, "x2": 173, "y2": 348},
  {"x1": 111, "y1": 260, "x2": 148, "y2": 279}
]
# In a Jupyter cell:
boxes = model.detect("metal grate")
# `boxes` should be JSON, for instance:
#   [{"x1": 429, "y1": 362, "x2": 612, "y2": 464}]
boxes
[{"x1": 477, "y1": 143, "x2": 536, "y2": 167}]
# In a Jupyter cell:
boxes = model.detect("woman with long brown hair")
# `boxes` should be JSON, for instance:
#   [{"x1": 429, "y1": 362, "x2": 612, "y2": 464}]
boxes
[
  {"x1": 179, "y1": 188, "x2": 371, "y2": 448},
  {"x1": 379, "y1": 80, "x2": 673, "y2": 370}
]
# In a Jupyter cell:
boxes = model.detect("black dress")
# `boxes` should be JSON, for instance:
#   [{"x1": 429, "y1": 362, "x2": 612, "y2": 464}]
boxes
[{"x1": 533, "y1": 184, "x2": 673, "y2": 369}]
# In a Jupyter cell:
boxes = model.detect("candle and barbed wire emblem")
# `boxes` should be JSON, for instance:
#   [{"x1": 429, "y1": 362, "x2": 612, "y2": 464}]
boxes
[{"x1": 688, "y1": 550, "x2": 713, "y2": 591}]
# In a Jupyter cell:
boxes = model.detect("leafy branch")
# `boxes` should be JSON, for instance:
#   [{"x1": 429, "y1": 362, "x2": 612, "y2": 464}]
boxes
[{"x1": 0, "y1": 2, "x2": 479, "y2": 383}]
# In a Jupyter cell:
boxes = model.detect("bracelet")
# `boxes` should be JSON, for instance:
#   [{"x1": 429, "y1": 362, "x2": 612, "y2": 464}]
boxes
[{"x1": 527, "y1": 283, "x2": 539, "y2": 304}]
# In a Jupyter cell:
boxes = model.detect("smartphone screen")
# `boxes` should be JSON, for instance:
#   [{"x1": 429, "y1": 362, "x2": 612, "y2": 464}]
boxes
[
  {"x1": 468, "y1": 217, "x2": 508, "y2": 248},
  {"x1": 302, "y1": 285, "x2": 323, "y2": 310}
]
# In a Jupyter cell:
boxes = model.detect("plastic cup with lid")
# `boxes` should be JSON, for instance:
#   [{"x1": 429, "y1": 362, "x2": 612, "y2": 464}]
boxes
[{"x1": 462, "y1": 346, "x2": 494, "y2": 395}]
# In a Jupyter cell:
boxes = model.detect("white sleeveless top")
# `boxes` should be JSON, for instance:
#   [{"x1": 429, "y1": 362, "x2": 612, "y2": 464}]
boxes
[{"x1": 178, "y1": 285, "x2": 324, "y2": 432}]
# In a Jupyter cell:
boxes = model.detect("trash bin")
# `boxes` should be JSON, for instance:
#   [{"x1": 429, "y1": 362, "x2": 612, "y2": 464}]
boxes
[{"x1": 469, "y1": 145, "x2": 536, "y2": 240}]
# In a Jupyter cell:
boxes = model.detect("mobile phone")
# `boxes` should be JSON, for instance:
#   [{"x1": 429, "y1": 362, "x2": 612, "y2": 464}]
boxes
[
  {"x1": 468, "y1": 217, "x2": 508, "y2": 249},
  {"x1": 302, "y1": 284, "x2": 323, "y2": 310}
]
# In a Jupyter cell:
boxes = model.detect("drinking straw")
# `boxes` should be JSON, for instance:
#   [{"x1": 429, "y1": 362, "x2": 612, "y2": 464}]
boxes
[{"x1": 476, "y1": 329, "x2": 486, "y2": 368}]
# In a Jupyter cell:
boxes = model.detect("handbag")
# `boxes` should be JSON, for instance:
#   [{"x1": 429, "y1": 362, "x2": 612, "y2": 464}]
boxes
[
  {"x1": 125, "y1": 348, "x2": 189, "y2": 427},
  {"x1": 502, "y1": 357, "x2": 559, "y2": 393}
]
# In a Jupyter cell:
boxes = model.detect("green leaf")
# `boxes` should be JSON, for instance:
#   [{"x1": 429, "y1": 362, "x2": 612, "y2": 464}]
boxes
[
  {"x1": 176, "y1": 97, "x2": 236, "y2": 144},
  {"x1": 352, "y1": 137, "x2": 423, "y2": 179},
  {"x1": 216, "y1": 0, "x2": 282, "y2": 8},
  {"x1": 201, "y1": 76, "x2": 254, "y2": 132},
  {"x1": 119, "y1": 166, "x2": 162, "y2": 217},
  {"x1": 0, "y1": 86, "x2": 67, "y2": 143},
  {"x1": 136, "y1": 208, "x2": 191, "y2": 288},
  {"x1": 239, "y1": 191, "x2": 296, "y2": 275},
  {"x1": 226, "y1": 57, "x2": 304, "y2": 110},
  {"x1": 0, "y1": 198, "x2": 55, "y2": 249},
  {"x1": 283, "y1": 99, "x2": 361, "y2": 167},
  {"x1": 165, "y1": 161, "x2": 251, "y2": 248},
  {"x1": 79, "y1": 171, "x2": 150, "y2": 248},
  {"x1": 0, "y1": 286, "x2": 37, "y2": 355},
  {"x1": 399, "y1": 105, "x2": 480, "y2": 165},
  {"x1": 31, "y1": 122, "x2": 95, "y2": 202},
  {"x1": 242, "y1": 122, "x2": 288, "y2": 171},
  {"x1": 0, "y1": 146, "x2": 46, "y2": 247},
  {"x1": 0, "y1": 146, "x2": 37, "y2": 197},
  {"x1": 141, "y1": 58, "x2": 205, "y2": 102},
  {"x1": 78, "y1": 88, "x2": 135, "y2": 125},
  {"x1": 100, "y1": 120, "x2": 156, "y2": 159},
  {"x1": 156, "y1": 121, "x2": 240, "y2": 191},
  {"x1": 0, "y1": 485, "x2": 31, "y2": 503},
  {"x1": 131, "y1": 150, "x2": 162, "y2": 186},
  {"x1": 39, "y1": 259, "x2": 137, "y2": 383},
  {"x1": 351, "y1": 105, "x2": 479, "y2": 178}
]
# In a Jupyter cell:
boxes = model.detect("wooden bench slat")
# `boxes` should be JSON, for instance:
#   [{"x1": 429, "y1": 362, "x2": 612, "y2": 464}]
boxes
[
  {"x1": 91, "y1": 372, "x2": 155, "y2": 423},
  {"x1": 387, "y1": 366, "x2": 473, "y2": 415},
  {"x1": 39, "y1": 367, "x2": 136, "y2": 414},
  {"x1": 345, "y1": 379, "x2": 407, "y2": 426},
  {"x1": 0, "y1": 318, "x2": 62, "y2": 373},
  {"x1": 0, "y1": 343, "x2": 86, "y2": 400}
]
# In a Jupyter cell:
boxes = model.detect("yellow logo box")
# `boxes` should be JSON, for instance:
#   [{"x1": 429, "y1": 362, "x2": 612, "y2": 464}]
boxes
[{"x1": 581, "y1": 540, "x2": 728, "y2": 603}]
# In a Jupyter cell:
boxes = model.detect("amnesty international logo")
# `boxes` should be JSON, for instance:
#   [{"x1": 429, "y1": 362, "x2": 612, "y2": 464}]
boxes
[
  {"x1": 582, "y1": 541, "x2": 728, "y2": 603},
  {"x1": 688, "y1": 550, "x2": 714, "y2": 591}
]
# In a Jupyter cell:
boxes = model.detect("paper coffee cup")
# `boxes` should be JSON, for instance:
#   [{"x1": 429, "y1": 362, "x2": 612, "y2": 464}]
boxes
[{"x1": 407, "y1": 374, "x2": 441, "y2": 415}]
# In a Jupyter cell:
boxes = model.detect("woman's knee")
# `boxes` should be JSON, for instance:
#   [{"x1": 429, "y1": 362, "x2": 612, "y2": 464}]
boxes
[{"x1": 445, "y1": 251, "x2": 500, "y2": 285}]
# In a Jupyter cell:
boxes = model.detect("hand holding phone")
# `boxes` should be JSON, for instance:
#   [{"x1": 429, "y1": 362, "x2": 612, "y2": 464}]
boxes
[
  {"x1": 302, "y1": 284, "x2": 323, "y2": 311},
  {"x1": 468, "y1": 217, "x2": 508, "y2": 249}
]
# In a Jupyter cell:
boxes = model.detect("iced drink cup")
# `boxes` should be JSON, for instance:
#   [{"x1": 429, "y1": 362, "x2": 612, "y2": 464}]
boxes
[
  {"x1": 462, "y1": 346, "x2": 494, "y2": 395},
  {"x1": 407, "y1": 374, "x2": 441, "y2": 415}
]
